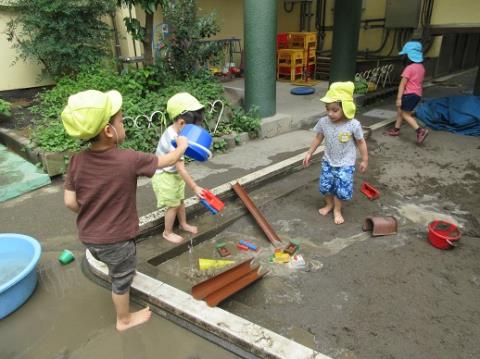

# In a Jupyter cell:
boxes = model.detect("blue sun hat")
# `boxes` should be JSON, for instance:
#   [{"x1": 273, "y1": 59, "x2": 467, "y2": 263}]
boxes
[{"x1": 399, "y1": 41, "x2": 423, "y2": 63}]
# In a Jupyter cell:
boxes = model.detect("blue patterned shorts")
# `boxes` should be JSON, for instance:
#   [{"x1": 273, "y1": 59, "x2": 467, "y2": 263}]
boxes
[{"x1": 319, "y1": 160, "x2": 355, "y2": 200}]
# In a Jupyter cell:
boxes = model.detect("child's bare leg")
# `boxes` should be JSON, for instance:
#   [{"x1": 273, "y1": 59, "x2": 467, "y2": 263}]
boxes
[
  {"x1": 333, "y1": 196, "x2": 344, "y2": 225},
  {"x1": 163, "y1": 206, "x2": 184, "y2": 243},
  {"x1": 394, "y1": 107, "x2": 404, "y2": 128},
  {"x1": 401, "y1": 110, "x2": 420, "y2": 130},
  {"x1": 113, "y1": 291, "x2": 151, "y2": 332},
  {"x1": 319, "y1": 195, "x2": 334, "y2": 216},
  {"x1": 177, "y1": 202, "x2": 198, "y2": 234}
]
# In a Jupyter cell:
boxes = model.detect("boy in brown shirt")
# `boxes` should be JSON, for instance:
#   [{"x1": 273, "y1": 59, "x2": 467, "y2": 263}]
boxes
[{"x1": 62, "y1": 90, "x2": 188, "y2": 331}]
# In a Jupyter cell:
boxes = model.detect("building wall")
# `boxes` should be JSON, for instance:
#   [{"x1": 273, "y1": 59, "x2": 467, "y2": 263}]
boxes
[
  {"x1": 1, "y1": 0, "x2": 479, "y2": 91},
  {"x1": 430, "y1": 0, "x2": 480, "y2": 25},
  {"x1": 0, "y1": 10, "x2": 53, "y2": 91}
]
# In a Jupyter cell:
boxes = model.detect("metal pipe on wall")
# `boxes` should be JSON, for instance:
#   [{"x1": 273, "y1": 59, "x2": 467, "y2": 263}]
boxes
[
  {"x1": 329, "y1": 0, "x2": 363, "y2": 82},
  {"x1": 474, "y1": 64, "x2": 480, "y2": 96},
  {"x1": 244, "y1": 0, "x2": 277, "y2": 117}
]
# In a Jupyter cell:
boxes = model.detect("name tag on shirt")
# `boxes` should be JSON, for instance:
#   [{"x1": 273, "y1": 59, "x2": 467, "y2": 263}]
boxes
[{"x1": 338, "y1": 132, "x2": 351, "y2": 143}]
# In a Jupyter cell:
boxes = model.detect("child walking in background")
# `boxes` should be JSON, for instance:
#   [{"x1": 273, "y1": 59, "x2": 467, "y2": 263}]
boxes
[
  {"x1": 386, "y1": 40, "x2": 429, "y2": 144},
  {"x1": 62, "y1": 90, "x2": 188, "y2": 331},
  {"x1": 152, "y1": 92, "x2": 206, "y2": 243},
  {"x1": 303, "y1": 82, "x2": 368, "y2": 225}
]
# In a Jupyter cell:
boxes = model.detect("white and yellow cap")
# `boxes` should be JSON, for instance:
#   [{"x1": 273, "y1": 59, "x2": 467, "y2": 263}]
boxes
[
  {"x1": 320, "y1": 81, "x2": 356, "y2": 119},
  {"x1": 167, "y1": 92, "x2": 204, "y2": 120},
  {"x1": 61, "y1": 90, "x2": 122, "y2": 140}
]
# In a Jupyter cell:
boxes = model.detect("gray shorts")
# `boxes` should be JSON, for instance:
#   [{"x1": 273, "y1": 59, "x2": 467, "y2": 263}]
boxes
[{"x1": 86, "y1": 240, "x2": 136, "y2": 294}]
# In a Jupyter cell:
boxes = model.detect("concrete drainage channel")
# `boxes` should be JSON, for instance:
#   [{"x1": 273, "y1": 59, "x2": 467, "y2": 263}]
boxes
[{"x1": 86, "y1": 119, "x2": 395, "y2": 359}]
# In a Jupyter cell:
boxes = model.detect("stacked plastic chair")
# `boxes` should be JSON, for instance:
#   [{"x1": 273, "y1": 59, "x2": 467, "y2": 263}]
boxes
[{"x1": 276, "y1": 32, "x2": 317, "y2": 82}]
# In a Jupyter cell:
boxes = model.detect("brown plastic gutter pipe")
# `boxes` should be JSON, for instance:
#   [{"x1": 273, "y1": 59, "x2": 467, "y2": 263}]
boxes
[
  {"x1": 231, "y1": 182, "x2": 281, "y2": 244},
  {"x1": 192, "y1": 258, "x2": 266, "y2": 307}
]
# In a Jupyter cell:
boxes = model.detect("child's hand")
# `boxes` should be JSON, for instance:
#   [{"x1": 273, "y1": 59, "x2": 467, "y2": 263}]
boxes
[
  {"x1": 194, "y1": 186, "x2": 205, "y2": 199},
  {"x1": 176, "y1": 136, "x2": 189, "y2": 150},
  {"x1": 359, "y1": 160, "x2": 368, "y2": 173},
  {"x1": 396, "y1": 98, "x2": 402, "y2": 107},
  {"x1": 303, "y1": 152, "x2": 312, "y2": 167}
]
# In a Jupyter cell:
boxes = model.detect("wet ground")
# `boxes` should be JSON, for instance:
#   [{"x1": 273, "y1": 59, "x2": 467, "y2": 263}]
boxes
[
  {"x1": 139, "y1": 127, "x2": 480, "y2": 359},
  {"x1": 1, "y1": 69, "x2": 478, "y2": 358},
  {"x1": 0, "y1": 248, "x2": 239, "y2": 359}
]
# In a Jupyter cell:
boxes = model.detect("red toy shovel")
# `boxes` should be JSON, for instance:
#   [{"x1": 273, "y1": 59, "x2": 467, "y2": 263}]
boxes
[
  {"x1": 361, "y1": 182, "x2": 380, "y2": 200},
  {"x1": 202, "y1": 189, "x2": 225, "y2": 212}
]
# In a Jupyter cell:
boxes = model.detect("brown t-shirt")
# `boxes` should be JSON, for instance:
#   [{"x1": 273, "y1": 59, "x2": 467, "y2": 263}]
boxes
[{"x1": 64, "y1": 147, "x2": 158, "y2": 244}]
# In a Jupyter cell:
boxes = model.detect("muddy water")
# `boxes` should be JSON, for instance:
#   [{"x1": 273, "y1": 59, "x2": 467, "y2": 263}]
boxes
[
  {"x1": 152, "y1": 130, "x2": 480, "y2": 359},
  {"x1": 0, "y1": 252, "x2": 237, "y2": 359}
]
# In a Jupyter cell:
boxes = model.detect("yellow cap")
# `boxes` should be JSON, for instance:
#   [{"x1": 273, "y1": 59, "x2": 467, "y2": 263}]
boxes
[
  {"x1": 320, "y1": 81, "x2": 356, "y2": 119},
  {"x1": 167, "y1": 92, "x2": 204, "y2": 120},
  {"x1": 61, "y1": 90, "x2": 122, "y2": 140}
]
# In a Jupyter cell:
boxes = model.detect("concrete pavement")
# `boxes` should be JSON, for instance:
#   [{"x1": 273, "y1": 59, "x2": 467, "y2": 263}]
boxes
[{"x1": 0, "y1": 68, "x2": 477, "y2": 358}]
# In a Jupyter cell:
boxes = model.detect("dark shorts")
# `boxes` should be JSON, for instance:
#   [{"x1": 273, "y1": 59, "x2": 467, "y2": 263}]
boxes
[
  {"x1": 86, "y1": 240, "x2": 136, "y2": 294},
  {"x1": 401, "y1": 93, "x2": 421, "y2": 112}
]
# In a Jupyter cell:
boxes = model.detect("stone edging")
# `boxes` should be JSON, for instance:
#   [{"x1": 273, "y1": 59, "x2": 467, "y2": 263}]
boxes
[
  {"x1": 139, "y1": 118, "x2": 396, "y2": 233},
  {"x1": 87, "y1": 119, "x2": 396, "y2": 358},
  {"x1": 86, "y1": 247, "x2": 331, "y2": 358}
]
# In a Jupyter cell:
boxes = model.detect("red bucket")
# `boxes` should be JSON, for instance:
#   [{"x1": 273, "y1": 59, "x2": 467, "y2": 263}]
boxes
[{"x1": 427, "y1": 220, "x2": 461, "y2": 250}]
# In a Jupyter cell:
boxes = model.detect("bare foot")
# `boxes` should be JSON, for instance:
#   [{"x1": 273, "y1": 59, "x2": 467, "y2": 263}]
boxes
[
  {"x1": 333, "y1": 210, "x2": 344, "y2": 225},
  {"x1": 163, "y1": 231, "x2": 184, "y2": 243},
  {"x1": 179, "y1": 223, "x2": 198, "y2": 234},
  {"x1": 318, "y1": 205, "x2": 334, "y2": 216},
  {"x1": 116, "y1": 307, "x2": 152, "y2": 332}
]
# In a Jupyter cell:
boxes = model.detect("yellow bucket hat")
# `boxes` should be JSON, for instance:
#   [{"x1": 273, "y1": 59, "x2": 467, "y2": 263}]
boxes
[
  {"x1": 167, "y1": 92, "x2": 204, "y2": 120},
  {"x1": 320, "y1": 81, "x2": 356, "y2": 119},
  {"x1": 61, "y1": 90, "x2": 122, "y2": 140}
]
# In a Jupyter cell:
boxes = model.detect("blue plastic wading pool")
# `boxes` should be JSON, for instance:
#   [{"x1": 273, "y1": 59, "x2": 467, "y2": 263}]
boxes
[{"x1": 0, "y1": 233, "x2": 41, "y2": 319}]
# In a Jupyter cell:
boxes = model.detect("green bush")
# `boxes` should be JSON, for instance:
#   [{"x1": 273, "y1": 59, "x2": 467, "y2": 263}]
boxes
[
  {"x1": 30, "y1": 121, "x2": 80, "y2": 152},
  {"x1": 160, "y1": 0, "x2": 221, "y2": 80},
  {"x1": 0, "y1": 99, "x2": 12, "y2": 117},
  {"x1": 228, "y1": 106, "x2": 261, "y2": 135},
  {"x1": 6, "y1": 0, "x2": 115, "y2": 78},
  {"x1": 29, "y1": 65, "x2": 226, "y2": 153}
]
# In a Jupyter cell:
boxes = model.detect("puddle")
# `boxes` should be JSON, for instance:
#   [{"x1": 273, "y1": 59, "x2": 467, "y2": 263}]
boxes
[{"x1": 395, "y1": 203, "x2": 461, "y2": 226}]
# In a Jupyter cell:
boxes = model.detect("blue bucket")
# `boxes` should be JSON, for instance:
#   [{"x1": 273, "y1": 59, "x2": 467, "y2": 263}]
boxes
[
  {"x1": 172, "y1": 124, "x2": 212, "y2": 162},
  {"x1": 0, "y1": 233, "x2": 42, "y2": 319}
]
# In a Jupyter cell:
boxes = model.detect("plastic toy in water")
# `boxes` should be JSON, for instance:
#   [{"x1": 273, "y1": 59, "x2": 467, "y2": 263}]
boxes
[
  {"x1": 361, "y1": 182, "x2": 380, "y2": 200},
  {"x1": 283, "y1": 240, "x2": 300, "y2": 255},
  {"x1": 273, "y1": 251, "x2": 290, "y2": 264},
  {"x1": 236, "y1": 243, "x2": 249, "y2": 251},
  {"x1": 200, "y1": 189, "x2": 224, "y2": 215},
  {"x1": 215, "y1": 243, "x2": 231, "y2": 257},
  {"x1": 239, "y1": 240, "x2": 257, "y2": 251},
  {"x1": 198, "y1": 258, "x2": 234, "y2": 270},
  {"x1": 58, "y1": 249, "x2": 75, "y2": 265},
  {"x1": 288, "y1": 254, "x2": 306, "y2": 270}
]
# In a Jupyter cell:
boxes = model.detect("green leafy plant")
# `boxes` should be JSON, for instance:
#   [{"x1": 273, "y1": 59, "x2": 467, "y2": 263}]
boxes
[
  {"x1": 6, "y1": 0, "x2": 115, "y2": 78},
  {"x1": 0, "y1": 99, "x2": 12, "y2": 117},
  {"x1": 29, "y1": 65, "x2": 225, "y2": 153},
  {"x1": 29, "y1": 121, "x2": 81, "y2": 152},
  {"x1": 229, "y1": 105, "x2": 261, "y2": 136},
  {"x1": 160, "y1": 0, "x2": 220, "y2": 79},
  {"x1": 212, "y1": 138, "x2": 227, "y2": 152}
]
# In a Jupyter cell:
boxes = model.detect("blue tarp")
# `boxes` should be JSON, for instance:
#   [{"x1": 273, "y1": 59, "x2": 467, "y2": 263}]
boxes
[{"x1": 415, "y1": 96, "x2": 480, "y2": 136}]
